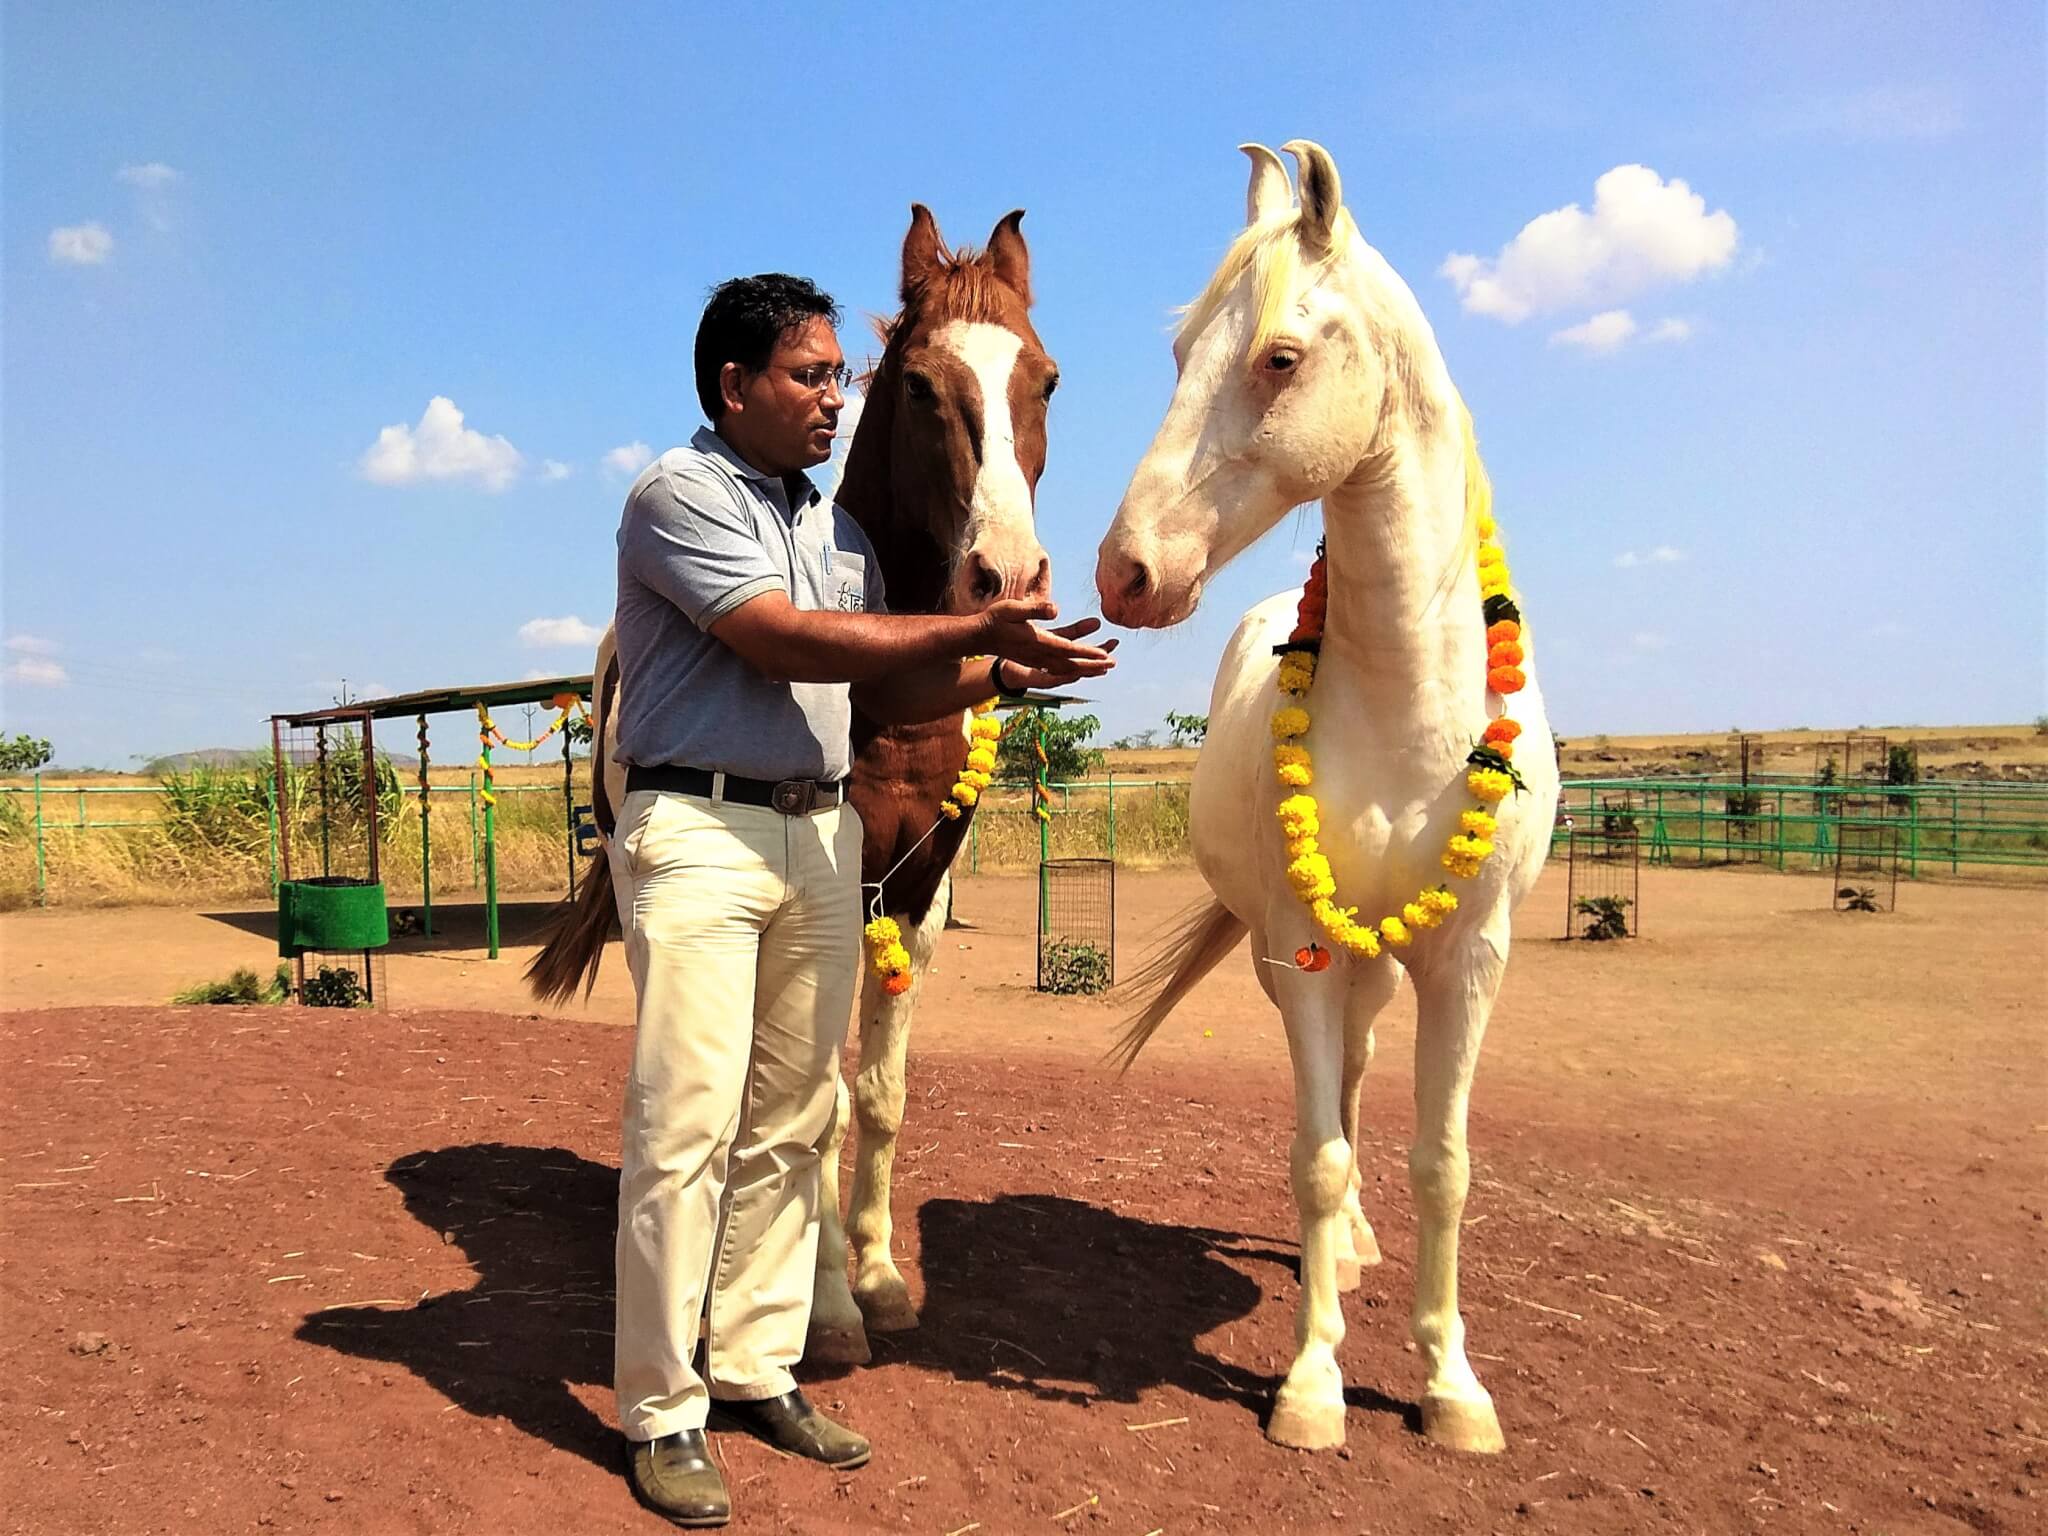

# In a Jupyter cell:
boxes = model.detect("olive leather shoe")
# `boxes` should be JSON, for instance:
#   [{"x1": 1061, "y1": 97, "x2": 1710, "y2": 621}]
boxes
[
  {"x1": 626, "y1": 1429, "x2": 730, "y2": 1527},
  {"x1": 709, "y1": 1389, "x2": 871, "y2": 1469}
]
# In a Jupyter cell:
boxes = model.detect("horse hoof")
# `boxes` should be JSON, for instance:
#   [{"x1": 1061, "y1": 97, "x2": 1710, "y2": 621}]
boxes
[
  {"x1": 854, "y1": 1278, "x2": 920, "y2": 1335},
  {"x1": 1421, "y1": 1391, "x2": 1505, "y2": 1454},
  {"x1": 804, "y1": 1325, "x2": 871, "y2": 1367},
  {"x1": 1266, "y1": 1393, "x2": 1347, "y2": 1451},
  {"x1": 1352, "y1": 1224, "x2": 1383, "y2": 1267},
  {"x1": 1334, "y1": 1256, "x2": 1363, "y2": 1293}
]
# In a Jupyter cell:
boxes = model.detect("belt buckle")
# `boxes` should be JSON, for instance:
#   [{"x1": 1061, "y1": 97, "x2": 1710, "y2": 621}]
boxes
[{"x1": 771, "y1": 779, "x2": 815, "y2": 816}]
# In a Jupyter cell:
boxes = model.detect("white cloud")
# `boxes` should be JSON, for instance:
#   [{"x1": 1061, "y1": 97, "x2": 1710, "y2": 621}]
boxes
[
  {"x1": 49, "y1": 223, "x2": 113, "y2": 266},
  {"x1": 603, "y1": 441, "x2": 654, "y2": 477},
  {"x1": 116, "y1": 162, "x2": 180, "y2": 188},
  {"x1": 1441, "y1": 165, "x2": 1738, "y2": 323},
  {"x1": 5, "y1": 634, "x2": 61, "y2": 655},
  {"x1": 518, "y1": 616, "x2": 604, "y2": 649},
  {"x1": 1550, "y1": 309, "x2": 1638, "y2": 352},
  {"x1": 4, "y1": 657, "x2": 70, "y2": 686},
  {"x1": 359, "y1": 396, "x2": 524, "y2": 491},
  {"x1": 540, "y1": 459, "x2": 573, "y2": 481},
  {"x1": 1647, "y1": 318, "x2": 1693, "y2": 343},
  {"x1": 1614, "y1": 546, "x2": 1685, "y2": 569}
]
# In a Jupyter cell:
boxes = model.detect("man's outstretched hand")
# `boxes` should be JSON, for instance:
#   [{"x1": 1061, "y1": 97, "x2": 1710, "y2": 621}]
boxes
[{"x1": 980, "y1": 601, "x2": 1118, "y2": 690}]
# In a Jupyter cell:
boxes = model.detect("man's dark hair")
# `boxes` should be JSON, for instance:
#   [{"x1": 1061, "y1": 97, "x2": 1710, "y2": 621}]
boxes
[{"x1": 694, "y1": 274, "x2": 840, "y2": 422}]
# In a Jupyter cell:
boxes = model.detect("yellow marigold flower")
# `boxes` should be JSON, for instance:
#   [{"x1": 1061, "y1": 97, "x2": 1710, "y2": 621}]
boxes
[
  {"x1": 864, "y1": 916, "x2": 902, "y2": 946},
  {"x1": 1271, "y1": 706, "x2": 1311, "y2": 741},
  {"x1": 1286, "y1": 853, "x2": 1336, "y2": 900},
  {"x1": 1403, "y1": 900, "x2": 1435, "y2": 930},
  {"x1": 1440, "y1": 850, "x2": 1481, "y2": 879},
  {"x1": 1447, "y1": 833, "x2": 1494, "y2": 860},
  {"x1": 954, "y1": 784, "x2": 979, "y2": 806},
  {"x1": 1420, "y1": 887, "x2": 1459, "y2": 916},
  {"x1": 1337, "y1": 925, "x2": 1381, "y2": 959},
  {"x1": 1310, "y1": 897, "x2": 1353, "y2": 931},
  {"x1": 1277, "y1": 761, "x2": 1313, "y2": 788},
  {"x1": 1460, "y1": 809, "x2": 1497, "y2": 838},
  {"x1": 1276, "y1": 656, "x2": 1316, "y2": 695},
  {"x1": 881, "y1": 942, "x2": 912, "y2": 972},
  {"x1": 962, "y1": 769, "x2": 992, "y2": 789},
  {"x1": 1476, "y1": 512, "x2": 1496, "y2": 539},
  {"x1": 939, "y1": 800, "x2": 962, "y2": 820},
  {"x1": 966, "y1": 747, "x2": 996, "y2": 772},
  {"x1": 1276, "y1": 794, "x2": 1320, "y2": 840},
  {"x1": 1467, "y1": 768, "x2": 1513, "y2": 803},
  {"x1": 1379, "y1": 916, "x2": 1412, "y2": 947},
  {"x1": 970, "y1": 698, "x2": 997, "y2": 715},
  {"x1": 1274, "y1": 744, "x2": 1310, "y2": 771}
]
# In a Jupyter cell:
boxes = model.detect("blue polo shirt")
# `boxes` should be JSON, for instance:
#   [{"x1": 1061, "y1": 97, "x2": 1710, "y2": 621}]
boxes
[{"x1": 611, "y1": 427, "x2": 887, "y2": 782}]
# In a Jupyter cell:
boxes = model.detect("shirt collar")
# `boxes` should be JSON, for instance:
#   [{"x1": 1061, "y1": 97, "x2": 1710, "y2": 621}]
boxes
[{"x1": 692, "y1": 426, "x2": 819, "y2": 506}]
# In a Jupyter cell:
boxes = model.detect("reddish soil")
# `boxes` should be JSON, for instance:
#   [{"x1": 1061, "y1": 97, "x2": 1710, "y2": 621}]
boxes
[{"x1": 3, "y1": 868, "x2": 2045, "y2": 1535}]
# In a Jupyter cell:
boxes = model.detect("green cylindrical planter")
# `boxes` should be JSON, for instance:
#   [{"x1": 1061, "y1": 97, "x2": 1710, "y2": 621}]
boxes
[{"x1": 278, "y1": 877, "x2": 390, "y2": 957}]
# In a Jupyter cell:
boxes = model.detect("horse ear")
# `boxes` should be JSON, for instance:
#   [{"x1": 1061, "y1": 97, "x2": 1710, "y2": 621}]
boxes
[
  {"x1": 987, "y1": 210, "x2": 1032, "y2": 306},
  {"x1": 1240, "y1": 143, "x2": 1289, "y2": 225},
  {"x1": 902, "y1": 203, "x2": 947, "y2": 302},
  {"x1": 1281, "y1": 139, "x2": 1344, "y2": 250}
]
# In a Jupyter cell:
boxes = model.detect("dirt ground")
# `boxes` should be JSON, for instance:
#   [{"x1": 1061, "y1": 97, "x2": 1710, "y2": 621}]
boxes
[{"x1": 3, "y1": 866, "x2": 2045, "y2": 1535}]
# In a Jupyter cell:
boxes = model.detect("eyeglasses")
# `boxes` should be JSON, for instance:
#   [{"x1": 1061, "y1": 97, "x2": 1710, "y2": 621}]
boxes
[{"x1": 774, "y1": 362, "x2": 854, "y2": 394}]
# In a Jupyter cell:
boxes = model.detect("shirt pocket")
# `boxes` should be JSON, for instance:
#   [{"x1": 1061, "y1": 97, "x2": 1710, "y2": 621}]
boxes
[{"x1": 825, "y1": 548, "x2": 869, "y2": 613}]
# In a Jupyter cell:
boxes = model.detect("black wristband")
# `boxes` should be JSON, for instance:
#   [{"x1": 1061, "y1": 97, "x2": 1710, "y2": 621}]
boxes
[{"x1": 988, "y1": 655, "x2": 1012, "y2": 696}]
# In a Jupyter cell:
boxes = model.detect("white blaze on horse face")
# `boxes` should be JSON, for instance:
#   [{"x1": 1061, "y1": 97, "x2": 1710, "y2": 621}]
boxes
[{"x1": 932, "y1": 319, "x2": 1047, "y2": 608}]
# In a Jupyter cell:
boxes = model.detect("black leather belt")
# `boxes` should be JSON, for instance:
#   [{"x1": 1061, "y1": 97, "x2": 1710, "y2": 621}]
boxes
[{"x1": 626, "y1": 764, "x2": 844, "y2": 815}]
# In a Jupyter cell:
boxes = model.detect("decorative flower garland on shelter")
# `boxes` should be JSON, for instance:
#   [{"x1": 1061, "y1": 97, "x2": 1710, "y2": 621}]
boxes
[
  {"x1": 1272, "y1": 460, "x2": 1529, "y2": 968},
  {"x1": 863, "y1": 692, "x2": 1010, "y2": 996},
  {"x1": 474, "y1": 695, "x2": 589, "y2": 809}
]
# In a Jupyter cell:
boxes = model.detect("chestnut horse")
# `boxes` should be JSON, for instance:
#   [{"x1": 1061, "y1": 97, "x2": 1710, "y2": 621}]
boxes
[{"x1": 527, "y1": 205, "x2": 1059, "y2": 1366}]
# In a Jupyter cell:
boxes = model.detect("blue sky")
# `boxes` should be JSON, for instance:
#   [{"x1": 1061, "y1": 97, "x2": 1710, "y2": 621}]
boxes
[{"x1": 4, "y1": 2, "x2": 2042, "y2": 767}]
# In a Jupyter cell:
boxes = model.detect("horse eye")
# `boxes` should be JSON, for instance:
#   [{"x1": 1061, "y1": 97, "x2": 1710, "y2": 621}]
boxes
[
  {"x1": 905, "y1": 371, "x2": 935, "y2": 402},
  {"x1": 1043, "y1": 373, "x2": 1060, "y2": 401},
  {"x1": 1266, "y1": 350, "x2": 1300, "y2": 374}
]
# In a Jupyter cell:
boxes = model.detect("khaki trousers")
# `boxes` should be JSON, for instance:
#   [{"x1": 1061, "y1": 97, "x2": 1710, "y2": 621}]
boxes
[{"x1": 608, "y1": 787, "x2": 861, "y2": 1441}]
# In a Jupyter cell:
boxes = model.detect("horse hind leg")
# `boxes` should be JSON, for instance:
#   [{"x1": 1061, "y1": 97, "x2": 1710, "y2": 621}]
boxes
[
  {"x1": 1407, "y1": 939, "x2": 1511, "y2": 1454},
  {"x1": 805, "y1": 1072, "x2": 870, "y2": 1365},
  {"x1": 844, "y1": 873, "x2": 949, "y2": 1334},
  {"x1": 1335, "y1": 965, "x2": 1398, "y2": 1291}
]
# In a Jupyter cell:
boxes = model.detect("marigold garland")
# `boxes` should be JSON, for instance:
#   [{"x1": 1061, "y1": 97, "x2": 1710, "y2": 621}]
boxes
[
  {"x1": 1270, "y1": 510, "x2": 1529, "y2": 967},
  {"x1": 863, "y1": 692, "x2": 1006, "y2": 992}
]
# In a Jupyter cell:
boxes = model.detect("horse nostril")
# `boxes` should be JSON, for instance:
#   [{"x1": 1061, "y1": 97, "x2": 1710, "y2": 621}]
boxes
[
  {"x1": 1123, "y1": 560, "x2": 1151, "y2": 600},
  {"x1": 969, "y1": 553, "x2": 1004, "y2": 602},
  {"x1": 1029, "y1": 556, "x2": 1051, "y2": 595}
]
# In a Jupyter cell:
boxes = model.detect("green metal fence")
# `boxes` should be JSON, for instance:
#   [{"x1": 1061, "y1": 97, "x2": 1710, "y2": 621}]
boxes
[
  {"x1": 0, "y1": 776, "x2": 573, "y2": 906},
  {"x1": 1552, "y1": 777, "x2": 2048, "y2": 877}
]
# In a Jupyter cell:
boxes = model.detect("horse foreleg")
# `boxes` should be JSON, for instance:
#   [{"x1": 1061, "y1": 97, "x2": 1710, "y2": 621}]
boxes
[
  {"x1": 1266, "y1": 958, "x2": 1352, "y2": 1450},
  {"x1": 844, "y1": 876, "x2": 947, "y2": 1334},
  {"x1": 1335, "y1": 964, "x2": 1398, "y2": 1290},
  {"x1": 1406, "y1": 931, "x2": 1510, "y2": 1454},
  {"x1": 805, "y1": 1072, "x2": 871, "y2": 1364}
]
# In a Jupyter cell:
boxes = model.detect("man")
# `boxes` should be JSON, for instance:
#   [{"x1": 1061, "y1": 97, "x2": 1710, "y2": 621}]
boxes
[{"x1": 610, "y1": 272, "x2": 1114, "y2": 1527}]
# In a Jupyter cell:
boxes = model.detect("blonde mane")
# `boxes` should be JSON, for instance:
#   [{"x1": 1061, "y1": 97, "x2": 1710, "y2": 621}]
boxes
[{"x1": 1177, "y1": 207, "x2": 1361, "y2": 361}]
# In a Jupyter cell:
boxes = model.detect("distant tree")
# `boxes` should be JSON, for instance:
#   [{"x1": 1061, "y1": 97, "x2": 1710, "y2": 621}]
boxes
[
  {"x1": 1164, "y1": 711, "x2": 1209, "y2": 747},
  {"x1": 997, "y1": 709, "x2": 1105, "y2": 783},
  {"x1": 1109, "y1": 729, "x2": 1158, "y2": 751},
  {"x1": 0, "y1": 734, "x2": 53, "y2": 773}
]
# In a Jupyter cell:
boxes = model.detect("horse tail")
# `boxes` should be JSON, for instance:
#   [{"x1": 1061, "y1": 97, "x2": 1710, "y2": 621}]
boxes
[
  {"x1": 526, "y1": 629, "x2": 622, "y2": 1008},
  {"x1": 1106, "y1": 898, "x2": 1246, "y2": 1073},
  {"x1": 525, "y1": 852, "x2": 618, "y2": 1006}
]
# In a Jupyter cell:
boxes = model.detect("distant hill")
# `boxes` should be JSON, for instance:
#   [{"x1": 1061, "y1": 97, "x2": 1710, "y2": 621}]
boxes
[{"x1": 143, "y1": 747, "x2": 422, "y2": 773}]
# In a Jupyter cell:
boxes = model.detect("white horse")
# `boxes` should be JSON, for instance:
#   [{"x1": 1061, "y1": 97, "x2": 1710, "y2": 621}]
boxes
[{"x1": 1096, "y1": 140, "x2": 1559, "y2": 1454}]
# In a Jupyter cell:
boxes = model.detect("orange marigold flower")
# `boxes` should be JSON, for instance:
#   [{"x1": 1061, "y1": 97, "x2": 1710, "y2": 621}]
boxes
[
  {"x1": 1485, "y1": 620, "x2": 1520, "y2": 647},
  {"x1": 1488, "y1": 640, "x2": 1525, "y2": 668},
  {"x1": 1487, "y1": 665, "x2": 1526, "y2": 694},
  {"x1": 1491, "y1": 740, "x2": 1514, "y2": 760},
  {"x1": 1482, "y1": 718, "x2": 1522, "y2": 744}
]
